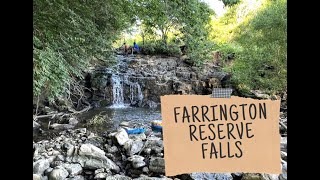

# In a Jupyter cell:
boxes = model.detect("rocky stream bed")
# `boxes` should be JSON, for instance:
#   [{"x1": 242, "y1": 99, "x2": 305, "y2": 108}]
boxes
[{"x1": 33, "y1": 54, "x2": 287, "y2": 180}]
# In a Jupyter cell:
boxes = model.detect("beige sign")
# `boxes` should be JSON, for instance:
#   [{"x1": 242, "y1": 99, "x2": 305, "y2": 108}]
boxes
[{"x1": 161, "y1": 95, "x2": 281, "y2": 176}]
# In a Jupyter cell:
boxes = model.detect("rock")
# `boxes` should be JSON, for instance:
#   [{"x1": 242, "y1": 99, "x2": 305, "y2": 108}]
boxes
[
  {"x1": 124, "y1": 139, "x2": 144, "y2": 156},
  {"x1": 129, "y1": 133, "x2": 147, "y2": 141},
  {"x1": 250, "y1": 90, "x2": 270, "y2": 99},
  {"x1": 88, "y1": 132, "x2": 96, "y2": 139},
  {"x1": 49, "y1": 166, "x2": 69, "y2": 180},
  {"x1": 75, "y1": 128, "x2": 87, "y2": 134},
  {"x1": 66, "y1": 175, "x2": 85, "y2": 180},
  {"x1": 70, "y1": 144, "x2": 120, "y2": 172},
  {"x1": 120, "y1": 121, "x2": 130, "y2": 128},
  {"x1": 232, "y1": 173, "x2": 243, "y2": 178},
  {"x1": 143, "y1": 148, "x2": 151, "y2": 155},
  {"x1": 68, "y1": 117, "x2": 79, "y2": 125},
  {"x1": 105, "y1": 174, "x2": 132, "y2": 180},
  {"x1": 133, "y1": 176, "x2": 172, "y2": 180},
  {"x1": 94, "y1": 168, "x2": 104, "y2": 174},
  {"x1": 50, "y1": 161, "x2": 64, "y2": 168},
  {"x1": 280, "y1": 137, "x2": 287, "y2": 152},
  {"x1": 66, "y1": 145, "x2": 75, "y2": 158},
  {"x1": 44, "y1": 168, "x2": 53, "y2": 176},
  {"x1": 155, "y1": 153, "x2": 163, "y2": 157},
  {"x1": 94, "y1": 173, "x2": 108, "y2": 179},
  {"x1": 149, "y1": 157, "x2": 165, "y2": 174},
  {"x1": 78, "y1": 143, "x2": 105, "y2": 158},
  {"x1": 55, "y1": 155, "x2": 65, "y2": 161},
  {"x1": 144, "y1": 100, "x2": 158, "y2": 109},
  {"x1": 128, "y1": 155, "x2": 146, "y2": 169},
  {"x1": 33, "y1": 121, "x2": 41, "y2": 129},
  {"x1": 279, "y1": 162, "x2": 287, "y2": 180},
  {"x1": 241, "y1": 173, "x2": 261, "y2": 180},
  {"x1": 52, "y1": 150, "x2": 61, "y2": 155},
  {"x1": 189, "y1": 173, "x2": 233, "y2": 180},
  {"x1": 142, "y1": 167, "x2": 149, "y2": 173},
  {"x1": 63, "y1": 143, "x2": 73, "y2": 150},
  {"x1": 115, "y1": 128, "x2": 130, "y2": 145},
  {"x1": 33, "y1": 159, "x2": 50, "y2": 175},
  {"x1": 261, "y1": 174, "x2": 279, "y2": 180},
  {"x1": 144, "y1": 137, "x2": 163, "y2": 154},
  {"x1": 62, "y1": 163, "x2": 82, "y2": 176},
  {"x1": 281, "y1": 151, "x2": 287, "y2": 161},
  {"x1": 84, "y1": 136, "x2": 104, "y2": 149},
  {"x1": 33, "y1": 174, "x2": 42, "y2": 180},
  {"x1": 50, "y1": 123, "x2": 75, "y2": 130},
  {"x1": 107, "y1": 146, "x2": 118, "y2": 153}
]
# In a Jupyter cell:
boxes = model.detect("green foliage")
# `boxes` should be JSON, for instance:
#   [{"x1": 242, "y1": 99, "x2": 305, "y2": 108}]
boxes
[
  {"x1": 213, "y1": 0, "x2": 287, "y2": 95},
  {"x1": 85, "y1": 112, "x2": 107, "y2": 127},
  {"x1": 141, "y1": 40, "x2": 181, "y2": 56},
  {"x1": 223, "y1": 0, "x2": 241, "y2": 6},
  {"x1": 33, "y1": 0, "x2": 136, "y2": 101},
  {"x1": 135, "y1": 0, "x2": 215, "y2": 65},
  {"x1": 173, "y1": 0, "x2": 215, "y2": 65}
]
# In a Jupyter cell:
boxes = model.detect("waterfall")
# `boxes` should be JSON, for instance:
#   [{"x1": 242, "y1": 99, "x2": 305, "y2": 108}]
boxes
[
  {"x1": 110, "y1": 74, "x2": 125, "y2": 108},
  {"x1": 130, "y1": 82, "x2": 144, "y2": 106}
]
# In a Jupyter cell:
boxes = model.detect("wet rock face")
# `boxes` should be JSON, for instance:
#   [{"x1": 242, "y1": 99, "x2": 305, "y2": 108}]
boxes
[{"x1": 88, "y1": 55, "x2": 226, "y2": 107}]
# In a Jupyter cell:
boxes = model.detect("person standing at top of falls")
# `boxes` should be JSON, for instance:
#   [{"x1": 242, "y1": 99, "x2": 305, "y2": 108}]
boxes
[
  {"x1": 133, "y1": 41, "x2": 140, "y2": 53},
  {"x1": 123, "y1": 42, "x2": 131, "y2": 56}
]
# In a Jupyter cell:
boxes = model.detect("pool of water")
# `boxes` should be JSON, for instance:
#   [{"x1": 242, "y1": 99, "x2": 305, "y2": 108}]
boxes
[{"x1": 33, "y1": 106, "x2": 162, "y2": 142}]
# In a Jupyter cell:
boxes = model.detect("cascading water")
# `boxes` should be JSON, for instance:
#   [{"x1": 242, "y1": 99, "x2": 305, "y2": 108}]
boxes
[
  {"x1": 108, "y1": 55, "x2": 144, "y2": 108},
  {"x1": 110, "y1": 74, "x2": 125, "y2": 108},
  {"x1": 130, "y1": 82, "x2": 144, "y2": 106}
]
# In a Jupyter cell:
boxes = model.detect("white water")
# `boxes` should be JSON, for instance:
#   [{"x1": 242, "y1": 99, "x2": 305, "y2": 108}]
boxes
[
  {"x1": 130, "y1": 82, "x2": 144, "y2": 106},
  {"x1": 110, "y1": 74, "x2": 127, "y2": 108}
]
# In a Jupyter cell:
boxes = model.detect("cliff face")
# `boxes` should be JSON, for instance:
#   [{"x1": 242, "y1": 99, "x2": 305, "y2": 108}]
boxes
[{"x1": 88, "y1": 54, "x2": 228, "y2": 108}]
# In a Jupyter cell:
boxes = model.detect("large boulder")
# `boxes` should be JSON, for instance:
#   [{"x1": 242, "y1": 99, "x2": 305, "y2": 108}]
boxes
[
  {"x1": 115, "y1": 128, "x2": 130, "y2": 145},
  {"x1": 128, "y1": 155, "x2": 146, "y2": 169},
  {"x1": 48, "y1": 166, "x2": 69, "y2": 180},
  {"x1": 69, "y1": 144, "x2": 119, "y2": 172},
  {"x1": 62, "y1": 163, "x2": 82, "y2": 176},
  {"x1": 33, "y1": 159, "x2": 50, "y2": 175},
  {"x1": 124, "y1": 139, "x2": 144, "y2": 156},
  {"x1": 49, "y1": 123, "x2": 75, "y2": 130}
]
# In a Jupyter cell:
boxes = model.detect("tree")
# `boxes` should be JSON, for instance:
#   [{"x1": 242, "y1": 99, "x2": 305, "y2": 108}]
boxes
[{"x1": 33, "y1": 0, "x2": 136, "y2": 101}]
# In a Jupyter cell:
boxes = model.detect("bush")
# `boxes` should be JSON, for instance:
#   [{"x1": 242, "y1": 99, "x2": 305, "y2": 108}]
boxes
[
  {"x1": 140, "y1": 41, "x2": 181, "y2": 56},
  {"x1": 211, "y1": 0, "x2": 287, "y2": 95}
]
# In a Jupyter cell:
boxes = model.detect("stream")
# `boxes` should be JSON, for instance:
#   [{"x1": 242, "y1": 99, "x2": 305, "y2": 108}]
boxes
[{"x1": 34, "y1": 54, "x2": 163, "y2": 142}]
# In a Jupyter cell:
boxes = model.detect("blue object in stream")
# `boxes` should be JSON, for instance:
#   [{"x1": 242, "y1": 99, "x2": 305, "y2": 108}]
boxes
[
  {"x1": 125, "y1": 128, "x2": 145, "y2": 134},
  {"x1": 151, "y1": 125, "x2": 162, "y2": 132}
]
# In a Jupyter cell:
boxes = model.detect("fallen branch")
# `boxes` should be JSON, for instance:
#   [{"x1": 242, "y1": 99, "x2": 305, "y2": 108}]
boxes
[
  {"x1": 33, "y1": 112, "x2": 64, "y2": 120},
  {"x1": 68, "y1": 105, "x2": 91, "y2": 114},
  {"x1": 33, "y1": 105, "x2": 92, "y2": 121}
]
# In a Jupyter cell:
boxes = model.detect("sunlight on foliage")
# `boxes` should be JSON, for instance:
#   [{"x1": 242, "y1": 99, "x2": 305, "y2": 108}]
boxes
[{"x1": 210, "y1": 0, "x2": 287, "y2": 95}]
